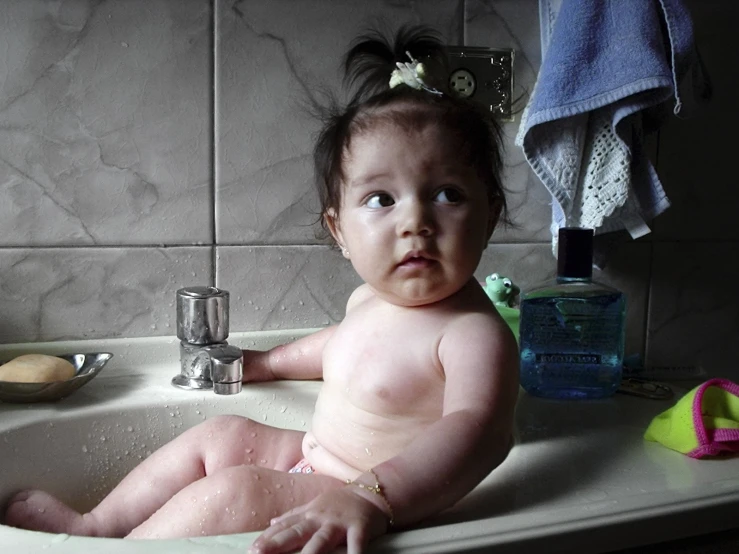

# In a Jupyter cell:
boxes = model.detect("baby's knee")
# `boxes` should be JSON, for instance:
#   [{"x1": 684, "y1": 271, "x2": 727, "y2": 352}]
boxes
[
  {"x1": 208, "y1": 465, "x2": 266, "y2": 497},
  {"x1": 196, "y1": 414, "x2": 255, "y2": 440}
]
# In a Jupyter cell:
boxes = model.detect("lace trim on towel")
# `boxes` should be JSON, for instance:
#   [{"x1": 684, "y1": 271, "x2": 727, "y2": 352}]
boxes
[{"x1": 572, "y1": 110, "x2": 630, "y2": 230}]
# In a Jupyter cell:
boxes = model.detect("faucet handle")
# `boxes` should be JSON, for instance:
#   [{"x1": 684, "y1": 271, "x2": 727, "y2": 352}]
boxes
[
  {"x1": 176, "y1": 286, "x2": 230, "y2": 344},
  {"x1": 209, "y1": 345, "x2": 243, "y2": 395}
]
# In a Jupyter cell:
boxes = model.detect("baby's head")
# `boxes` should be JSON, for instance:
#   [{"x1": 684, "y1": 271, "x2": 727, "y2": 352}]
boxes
[
  {"x1": 314, "y1": 25, "x2": 508, "y2": 241},
  {"x1": 313, "y1": 25, "x2": 509, "y2": 306}
]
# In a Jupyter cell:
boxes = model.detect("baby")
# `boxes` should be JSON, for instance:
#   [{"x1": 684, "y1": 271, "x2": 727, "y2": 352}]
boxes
[{"x1": 4, "y1": 25, "x2": 519, "y2": 554}]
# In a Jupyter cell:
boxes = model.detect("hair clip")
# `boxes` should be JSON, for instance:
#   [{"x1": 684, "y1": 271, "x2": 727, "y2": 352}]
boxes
[{"x1": 389, "y1": 51, "x2": 443, "y2": 96}]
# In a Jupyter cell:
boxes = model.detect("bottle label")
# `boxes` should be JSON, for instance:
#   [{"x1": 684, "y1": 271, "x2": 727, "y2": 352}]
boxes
[{"x1": 536, "y1": 353, "x2": 602, "y2": 365}]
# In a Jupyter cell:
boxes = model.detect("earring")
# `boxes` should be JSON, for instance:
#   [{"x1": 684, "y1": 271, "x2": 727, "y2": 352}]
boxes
[{"x1": 340, "y1": 246, "x2": 349, "y2": 257}]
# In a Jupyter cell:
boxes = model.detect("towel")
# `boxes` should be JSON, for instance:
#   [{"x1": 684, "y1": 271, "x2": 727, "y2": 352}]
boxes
[
  {"x1": 516, "y1": 0, "x2": 705, "y2": 260},
  {"x1": 644, "y1": 379, "x2": 739, "y2": 458}
]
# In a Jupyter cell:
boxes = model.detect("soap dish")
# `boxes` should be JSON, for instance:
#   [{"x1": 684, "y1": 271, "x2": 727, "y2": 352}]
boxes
[{"x1": 0, "y1": 353, "x2": 113, "y2": 404}]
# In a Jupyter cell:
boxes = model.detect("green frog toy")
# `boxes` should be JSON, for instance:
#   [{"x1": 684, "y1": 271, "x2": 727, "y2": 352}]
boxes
[{"x1": 483, "y1": 273, "x2": 520, "y2": 341}]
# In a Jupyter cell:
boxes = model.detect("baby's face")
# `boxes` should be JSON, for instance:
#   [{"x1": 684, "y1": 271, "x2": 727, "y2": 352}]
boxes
[{"x1": 329, "y1": 123, "x2": 495, "y2": 307}]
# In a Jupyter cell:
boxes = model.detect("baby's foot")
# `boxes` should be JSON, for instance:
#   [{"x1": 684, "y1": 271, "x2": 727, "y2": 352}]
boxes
[{"x1": 4, "y1": 490, "x2": 89, "y2": 535}]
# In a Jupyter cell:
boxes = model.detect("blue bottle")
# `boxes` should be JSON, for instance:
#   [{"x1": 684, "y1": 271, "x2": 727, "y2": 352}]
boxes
[{"x1": 519, "y1": 228, "x2": 625, "y2": 399}]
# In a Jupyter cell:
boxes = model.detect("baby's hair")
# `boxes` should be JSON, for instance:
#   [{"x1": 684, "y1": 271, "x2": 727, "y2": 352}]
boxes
[{"x1": 313, "y1": 25, "x2": 509, "y2": 241}]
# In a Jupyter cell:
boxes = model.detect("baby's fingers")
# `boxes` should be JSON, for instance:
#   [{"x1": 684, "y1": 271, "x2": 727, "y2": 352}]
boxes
[
  {"x1": 301, "y1": 523, "x2": 346, "y2": 554},
  {"x1": 249, "y1": 518, "x2": 318, "y2": 554}
]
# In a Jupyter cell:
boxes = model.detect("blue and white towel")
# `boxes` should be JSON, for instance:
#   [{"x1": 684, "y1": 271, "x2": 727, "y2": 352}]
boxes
[{"x1": 516, "y1": 0, "x2": 705, "y2": 258}]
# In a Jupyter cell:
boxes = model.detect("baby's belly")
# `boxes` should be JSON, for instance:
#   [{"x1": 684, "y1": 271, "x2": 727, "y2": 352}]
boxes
[
  {"x1": 301, "y1": 431, "x2": 363, "y2": 481},
  {"x1": 303, "y1": 396, "x2": 437, "y2": 481}
]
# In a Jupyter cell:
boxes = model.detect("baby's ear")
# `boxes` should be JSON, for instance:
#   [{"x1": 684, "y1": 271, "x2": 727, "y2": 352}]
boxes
[{"x1": 324, "y1": 208, "x2": 347, "y2": 255}]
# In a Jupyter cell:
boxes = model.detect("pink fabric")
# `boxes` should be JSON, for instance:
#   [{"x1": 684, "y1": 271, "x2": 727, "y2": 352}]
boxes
[
  {"x1": 288, "y1": 458, "x2": 316, "y2": 474},
  {"x1": 688, "y1": 378, "x2": 739, "y2": 459}
]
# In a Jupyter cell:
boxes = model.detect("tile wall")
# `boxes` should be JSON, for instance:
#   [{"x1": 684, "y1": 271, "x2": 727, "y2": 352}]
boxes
[{"x1": 0, "y1": 0, "x2": 736, "y2": 378}]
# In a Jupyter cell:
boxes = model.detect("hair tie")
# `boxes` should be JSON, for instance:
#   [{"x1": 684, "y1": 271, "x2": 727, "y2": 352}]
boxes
[{"x1": 389, "y1": 51, "x2": 443, "y2": 96}]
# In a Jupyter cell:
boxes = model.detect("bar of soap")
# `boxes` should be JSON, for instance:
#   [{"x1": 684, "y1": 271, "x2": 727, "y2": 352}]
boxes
[{"x1": 0, "y1": 354, "x2": 76, "y2": 383}]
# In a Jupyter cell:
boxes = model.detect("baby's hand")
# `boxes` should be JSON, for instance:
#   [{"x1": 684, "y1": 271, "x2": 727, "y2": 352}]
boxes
[{"x1": 248, "y1": 487, "x2": 389, "y2": 554}]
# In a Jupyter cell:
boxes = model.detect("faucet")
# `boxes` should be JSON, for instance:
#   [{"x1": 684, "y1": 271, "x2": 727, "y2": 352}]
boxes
[{"x1": 171, "y1": 286, "x2": 243, "y2": 395}]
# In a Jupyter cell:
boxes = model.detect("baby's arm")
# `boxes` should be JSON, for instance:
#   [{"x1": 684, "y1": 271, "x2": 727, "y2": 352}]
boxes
[
  {"x1": 242, "y1": 325, "x2": 336, "y2": 382},
  {"x1": 242, "y1": 284, "x2": 367, "y2": 383}
]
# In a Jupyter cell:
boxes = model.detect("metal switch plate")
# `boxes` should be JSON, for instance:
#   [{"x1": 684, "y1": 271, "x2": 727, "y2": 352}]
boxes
[{"x1": 447, "y1": 46, "x2": 515, "y2": 121}]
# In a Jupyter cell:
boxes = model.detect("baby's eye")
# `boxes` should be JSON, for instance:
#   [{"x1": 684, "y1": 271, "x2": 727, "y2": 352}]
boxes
[
  {"x1": 434, "y1": 188, "x2": 463, "y2": 204},
  {"x1": 365, "y1": 193, "x2": 394, "y2": 208}
]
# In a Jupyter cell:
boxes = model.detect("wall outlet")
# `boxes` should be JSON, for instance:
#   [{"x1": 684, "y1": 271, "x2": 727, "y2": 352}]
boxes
[{"x1": 446, "y1": 46, "x2": 514, "y2": 121}]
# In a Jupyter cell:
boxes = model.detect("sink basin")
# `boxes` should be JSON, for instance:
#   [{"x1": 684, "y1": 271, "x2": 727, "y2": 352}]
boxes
[{"x1": 1, "y1": 331, "x2": 739, "y2": 554}]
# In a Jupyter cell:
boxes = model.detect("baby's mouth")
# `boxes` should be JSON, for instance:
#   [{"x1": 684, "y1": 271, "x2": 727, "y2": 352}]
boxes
[{"x1": 398, "y1": 253, "x2": 435, "y2": 269}]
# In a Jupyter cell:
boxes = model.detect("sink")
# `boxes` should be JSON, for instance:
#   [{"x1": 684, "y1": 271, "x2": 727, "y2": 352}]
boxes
[{"x1": 1, "y1": 331, "x2": 739, "y2": 554}]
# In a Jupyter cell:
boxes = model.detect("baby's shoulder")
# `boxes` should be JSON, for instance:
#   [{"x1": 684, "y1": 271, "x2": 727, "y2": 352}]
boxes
[
  {"x1": 442, "y1": 299, "x2": 514, "y2": 348},
  {"x1": 345, "y1": 283, "x2": 375, "y2": 314}
]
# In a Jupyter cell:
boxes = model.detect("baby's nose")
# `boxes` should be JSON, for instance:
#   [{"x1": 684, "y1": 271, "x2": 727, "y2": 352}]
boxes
[{"x1": 398, "y1": 201, "x2": 435, "y2": 236}]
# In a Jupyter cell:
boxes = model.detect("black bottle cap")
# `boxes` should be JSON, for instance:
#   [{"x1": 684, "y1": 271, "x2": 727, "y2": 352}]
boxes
[{"x1": 557, "y1": 227, "x2": 593, "y2": 279}]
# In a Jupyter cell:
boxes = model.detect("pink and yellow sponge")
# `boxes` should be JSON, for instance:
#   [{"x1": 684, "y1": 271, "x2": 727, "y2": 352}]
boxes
[{"x1": 644, "y1": 378, "x2": 739, "y2": 458}]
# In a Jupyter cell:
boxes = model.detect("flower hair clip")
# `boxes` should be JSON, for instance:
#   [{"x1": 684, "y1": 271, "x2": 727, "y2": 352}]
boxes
[{"x1": 389, "y1": 51, "x2": 443, "y2": 96}]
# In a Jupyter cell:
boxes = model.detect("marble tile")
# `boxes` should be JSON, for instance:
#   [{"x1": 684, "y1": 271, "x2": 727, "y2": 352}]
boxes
[
  {"x1": 217, "y1": 241, "x2": 648, "y2": 359},
  {"x1": 476, "y1": 242, "x2": 650, "y2": 357},
  {"x1": 0, "y1": 247, "x2": 212, "y2": 344},
  {"x1": 215, "y1": 0, "x2": 464, "y2": 245},
  {"x1": 216, "y1": 245, "x2": 361, "y2": 332},
  {"x1": 465, "y1": 0, "x2": 552, "y2": 243},
  {"x1": 652, "y1": 0, "x2": 739, "y2": 241},
  {"x1": 0, "y1": 0, "x2": 212, "y2": 247},
  {"x1": 647, "y1": 242, "x2": 739, "y2": 380}
]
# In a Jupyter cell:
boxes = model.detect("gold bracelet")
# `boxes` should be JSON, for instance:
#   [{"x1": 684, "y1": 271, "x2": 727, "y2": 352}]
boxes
[{"x1": 346, "y1": 468, "x2": 395, "y2": 527}]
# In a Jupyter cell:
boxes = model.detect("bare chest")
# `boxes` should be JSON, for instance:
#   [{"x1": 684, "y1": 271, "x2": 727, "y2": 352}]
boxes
[{"x1": 322, "y1": 308, "x2": 446, "y2": 414}]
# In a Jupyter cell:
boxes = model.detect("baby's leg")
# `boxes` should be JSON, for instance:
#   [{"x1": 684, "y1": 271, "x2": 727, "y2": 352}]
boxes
[
  {"x1": 4, "y1": 415, "x2": 304, "y2": 537},
  {"x1": 127, "y1": 465, "x2": 343, "y2": 539}
]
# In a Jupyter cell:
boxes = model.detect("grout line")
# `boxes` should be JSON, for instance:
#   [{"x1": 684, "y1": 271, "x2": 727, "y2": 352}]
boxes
[
  {"x1": 461, "y1": 0, "x2": 468, "y2": 44},
  {"x1": 1, "y1": 239, "x2": 737, "y2": 251},
  {"x1": 211, "y1": 0, "x2": 219, "y2": 286},
  {"x1": 0, "y1": 239, "x2": 736, "y2": 252}
]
